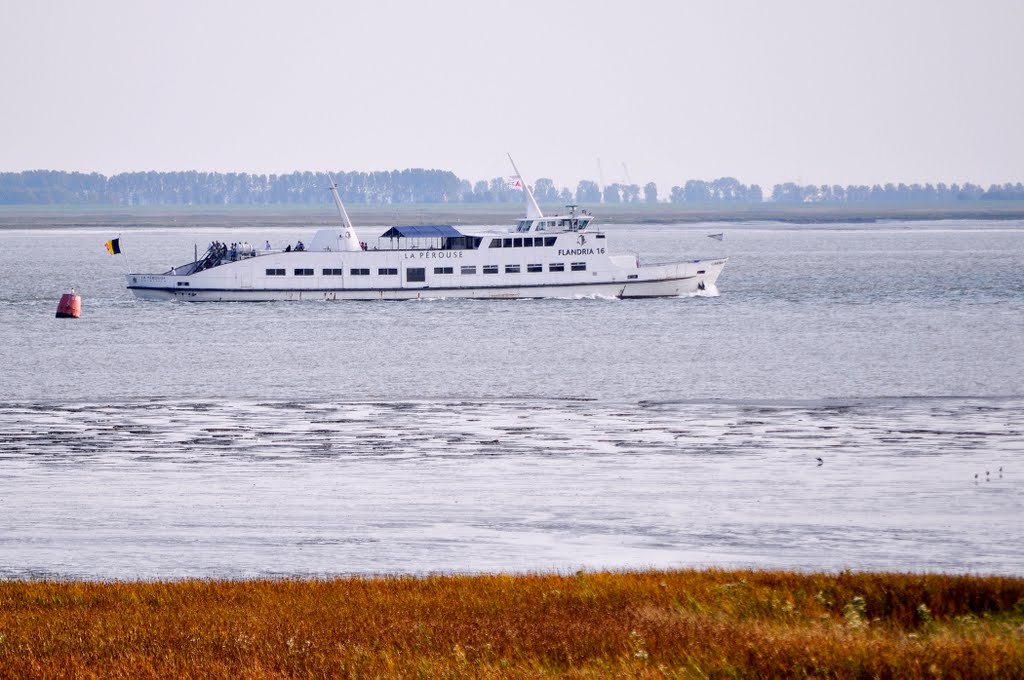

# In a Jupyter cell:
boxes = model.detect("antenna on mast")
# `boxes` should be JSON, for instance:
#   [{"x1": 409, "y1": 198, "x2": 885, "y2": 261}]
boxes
[{"x1": 507, "y1": 154, "x2": 544, "y2": 219}]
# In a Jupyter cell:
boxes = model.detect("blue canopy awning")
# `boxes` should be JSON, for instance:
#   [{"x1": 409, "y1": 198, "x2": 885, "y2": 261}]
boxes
[{"x1": 380, "y1": 225, "x2": 463, "y2": 239}]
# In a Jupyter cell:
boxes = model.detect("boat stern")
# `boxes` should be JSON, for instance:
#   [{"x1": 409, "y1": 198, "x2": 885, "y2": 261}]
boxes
[{"x1": 126, "y1": 273, "x2": 181, "y2": 300}]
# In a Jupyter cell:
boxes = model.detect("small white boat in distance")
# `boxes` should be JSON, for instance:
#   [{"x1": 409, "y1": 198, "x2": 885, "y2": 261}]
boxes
[{"x1": 126, "y1": 158, "x2": 726, "y2": 301}]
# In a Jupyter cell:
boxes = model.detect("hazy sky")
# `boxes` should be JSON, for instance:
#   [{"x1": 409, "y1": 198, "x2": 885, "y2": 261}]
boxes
[{"x1": 2, "y1": 0, "x2": 1022, "y2": 190}]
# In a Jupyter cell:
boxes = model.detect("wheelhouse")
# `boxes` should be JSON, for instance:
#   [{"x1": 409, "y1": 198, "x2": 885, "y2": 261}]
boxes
[{"x1": 514, "y1": 204, "x2": 594, "y2": 233}]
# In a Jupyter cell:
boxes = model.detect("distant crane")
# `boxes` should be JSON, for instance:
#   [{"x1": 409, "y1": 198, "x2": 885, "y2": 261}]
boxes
[
  {"x1": 622, "y1": 162, "x2": 634, "y2": 186},
  {"x1": 596, "y1": 157, "x2": 605, "y2": 203}
]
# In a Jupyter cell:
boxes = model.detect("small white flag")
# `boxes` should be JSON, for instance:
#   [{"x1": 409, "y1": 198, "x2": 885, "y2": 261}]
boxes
[{"x1": 505, "y1": 176, "x2": 523, "y2": 190}]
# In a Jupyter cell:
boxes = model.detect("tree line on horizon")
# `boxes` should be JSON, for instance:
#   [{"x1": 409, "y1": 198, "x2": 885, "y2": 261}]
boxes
[{"x1": 1, "y1": 169, "x2": 1023, "y2": 206}]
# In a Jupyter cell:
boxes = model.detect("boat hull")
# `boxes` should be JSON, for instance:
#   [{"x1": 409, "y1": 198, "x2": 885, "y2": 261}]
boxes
[{"x1": 127, "y1": 260, "x2": 725, "y2": 302}]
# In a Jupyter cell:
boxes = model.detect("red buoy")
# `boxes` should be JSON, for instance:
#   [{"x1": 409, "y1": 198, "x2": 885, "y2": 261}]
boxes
[{"x1": 56, "y1": 288, "x2": 81, "y2": 318}]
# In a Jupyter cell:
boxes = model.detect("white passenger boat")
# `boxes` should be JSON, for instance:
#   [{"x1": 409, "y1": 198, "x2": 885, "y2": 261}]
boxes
[{"x1": 126, "y1": 160, "x2": 726, "y2": 301}]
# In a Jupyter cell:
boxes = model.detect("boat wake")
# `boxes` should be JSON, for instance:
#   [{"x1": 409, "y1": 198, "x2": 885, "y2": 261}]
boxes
[
  {"x1": 683, "y1": 284, "x2": 720, "y2": 297},
  {"x1": 559, "y1": 293, "x2": 621, "y2": 301}
]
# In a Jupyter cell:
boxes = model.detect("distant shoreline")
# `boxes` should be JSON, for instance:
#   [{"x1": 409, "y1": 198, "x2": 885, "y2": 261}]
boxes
[{"x1": 2, "y1": 202, "x2": 1024, "y2": 229}]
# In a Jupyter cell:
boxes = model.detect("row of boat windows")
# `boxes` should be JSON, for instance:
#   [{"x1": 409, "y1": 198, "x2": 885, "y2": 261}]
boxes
[
  {"x1": 266, "y1": 263, "x2": 588, "y2": 277},
  {"x1": 515, "y1": 219, "x2": 591, "y2": 233},
  {"x1": 448, "y1": 263, "x2": 586, "y2": 274},
  {"x1": 489, "y1": 236, "x2": 558, "y2": 248}
]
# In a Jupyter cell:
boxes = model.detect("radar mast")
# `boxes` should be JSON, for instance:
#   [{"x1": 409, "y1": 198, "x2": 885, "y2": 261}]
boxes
[
  {"x1": 507, "y1": 154, "x2": 544, "y2": 220},
  {"x1": 328, "y1": 174, "x2": 362, "y2": 252}
]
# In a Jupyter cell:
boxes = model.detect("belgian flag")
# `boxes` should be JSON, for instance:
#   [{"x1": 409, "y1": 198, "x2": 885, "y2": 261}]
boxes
[{"x1": 104, "y1": 238, "x2": 121, "y2": 255}]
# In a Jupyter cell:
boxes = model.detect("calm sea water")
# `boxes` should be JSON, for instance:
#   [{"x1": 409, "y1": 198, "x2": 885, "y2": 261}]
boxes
[{"x1": 1, "y1": 219, "x2": 1022, "y2": 578}]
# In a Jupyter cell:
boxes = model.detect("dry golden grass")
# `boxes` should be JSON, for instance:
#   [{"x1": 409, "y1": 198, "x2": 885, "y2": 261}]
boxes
[{"x1": 1, "y1": 569, "x2": 1022, "y2": 677}]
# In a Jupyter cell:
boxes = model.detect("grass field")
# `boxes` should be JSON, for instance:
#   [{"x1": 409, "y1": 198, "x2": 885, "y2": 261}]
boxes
[{"x1": 2, "y1": 569, "x2": 1022, "y2": 677}]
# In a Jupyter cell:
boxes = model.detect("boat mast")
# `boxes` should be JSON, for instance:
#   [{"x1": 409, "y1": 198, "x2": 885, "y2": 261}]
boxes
[
  {"x1": 327, "y1": 174, "x2": 362, "y2": 251},
  {"x1": 507, "y1": 154, "x2": 544, "y2": 220}
]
